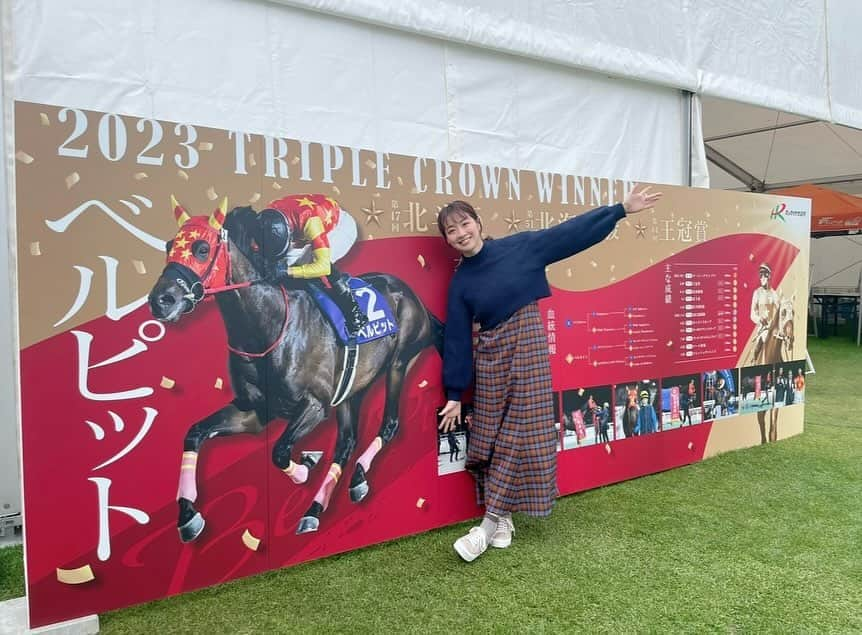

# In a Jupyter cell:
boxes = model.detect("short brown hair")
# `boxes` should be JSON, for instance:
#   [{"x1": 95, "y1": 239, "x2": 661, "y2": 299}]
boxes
[{"x1": 437, "y1": 200, "x2": 480, "y2": 238}]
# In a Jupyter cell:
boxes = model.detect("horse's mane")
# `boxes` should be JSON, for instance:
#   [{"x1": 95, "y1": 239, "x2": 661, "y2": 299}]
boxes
[
  {"x1": 223, "y1": 206, "x2": 266, "y2": 273},
  {"x1": 221, "y1": 206, "x2": 306, "y2": 291}
]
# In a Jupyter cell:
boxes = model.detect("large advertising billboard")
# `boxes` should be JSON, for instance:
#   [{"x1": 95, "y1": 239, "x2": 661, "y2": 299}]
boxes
[{"x1": 14, "y1": 101, "x2": 810, "y2": 628}]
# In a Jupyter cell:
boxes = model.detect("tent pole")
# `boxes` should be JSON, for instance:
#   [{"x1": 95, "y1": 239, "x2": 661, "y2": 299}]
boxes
[{"x1": 685, "y1": 90, "x2": 693, "y2": 187}]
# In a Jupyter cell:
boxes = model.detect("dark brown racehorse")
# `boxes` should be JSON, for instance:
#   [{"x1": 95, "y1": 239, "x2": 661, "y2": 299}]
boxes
[{"x1": 148, "y1": 199, "x2": 443, "y2": 541}]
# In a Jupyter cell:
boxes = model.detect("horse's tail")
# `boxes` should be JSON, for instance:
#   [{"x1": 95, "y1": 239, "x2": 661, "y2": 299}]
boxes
[{"x1": 428, "y1": 312, "x2": 445, "y2": 356}]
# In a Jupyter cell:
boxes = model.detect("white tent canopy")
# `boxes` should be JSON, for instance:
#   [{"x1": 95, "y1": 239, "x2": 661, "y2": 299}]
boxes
[
  {"x1": 702, "y1": 96, "x2": 862, "y2": 195},
  {"x1": 2, "y1": 0, "x2": 861, "y2": 530}
]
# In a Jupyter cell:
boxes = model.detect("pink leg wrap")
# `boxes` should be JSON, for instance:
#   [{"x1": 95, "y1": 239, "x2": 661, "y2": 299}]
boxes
[
  {"x1": 312, "y1": 464, "x2": 342, "y2": 511},
  {"x1": 177, "y1": 451, "x2": 198, "y2": 502},
  {"x1": 357, "y1": 437, "x2": 383, "y2": 473},
  {"x1": 282, "y1": 461, "x2": 309, "y2": 484}
]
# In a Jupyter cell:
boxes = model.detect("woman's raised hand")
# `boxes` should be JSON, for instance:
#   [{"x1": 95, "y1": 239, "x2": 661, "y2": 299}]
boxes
[{"x1": 623, "y1": 185, "x2": 663, "y2": 214}]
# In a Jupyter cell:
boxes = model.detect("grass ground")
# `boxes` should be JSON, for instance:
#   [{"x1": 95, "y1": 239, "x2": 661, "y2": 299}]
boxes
[{"x1": 2, "y1": 335, "x2": 860, "y2": 633}]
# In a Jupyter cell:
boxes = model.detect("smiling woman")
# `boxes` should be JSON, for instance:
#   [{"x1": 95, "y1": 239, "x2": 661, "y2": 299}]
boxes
[{"x1": 436, "y1": 187, "x2": 662, "y2": 563}]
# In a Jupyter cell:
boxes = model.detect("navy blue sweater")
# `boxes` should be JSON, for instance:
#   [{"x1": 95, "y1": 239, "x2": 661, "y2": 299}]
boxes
[{"x1": 443, "y1": 203, "x2": 626, "y2": 401}]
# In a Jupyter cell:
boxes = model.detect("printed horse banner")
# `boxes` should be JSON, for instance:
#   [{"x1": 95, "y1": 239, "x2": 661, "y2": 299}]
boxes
[{"x1": 13, "y1": 101, "x2": 810, "y2": 628}]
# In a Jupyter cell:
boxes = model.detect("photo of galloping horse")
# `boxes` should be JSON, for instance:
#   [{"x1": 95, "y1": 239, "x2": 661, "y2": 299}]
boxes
[{"x1": 148, "y1": 198, "x2": 444, "y2": 542}]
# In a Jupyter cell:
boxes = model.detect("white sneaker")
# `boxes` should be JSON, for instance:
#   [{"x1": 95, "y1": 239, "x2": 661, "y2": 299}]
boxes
[
  {"x1": 453, "y1": 526, "x2": 488, "y2": 562},
  {"x1": 490, "y1": 515, "x2": 515, "y2": 548}
]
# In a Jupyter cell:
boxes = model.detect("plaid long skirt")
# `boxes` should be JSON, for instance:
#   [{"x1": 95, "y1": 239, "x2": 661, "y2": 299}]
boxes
[{"x1": 466, "y1": 302, "x2": 557, "y2": 517}]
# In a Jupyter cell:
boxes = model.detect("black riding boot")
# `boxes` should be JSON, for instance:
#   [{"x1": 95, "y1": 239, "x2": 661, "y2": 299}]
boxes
[{"x1": 329, "y1": 273, "x2": 369, "y2": 337}]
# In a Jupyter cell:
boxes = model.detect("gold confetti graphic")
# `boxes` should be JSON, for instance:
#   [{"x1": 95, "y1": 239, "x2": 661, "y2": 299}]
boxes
[
  {"x1": 687, "y1": 441, "x2": 694, "y2": 450},
  {"x1": 39, "y1": 113, "x2": 50, "y2": 126},
  {"x1": 206, "y1": 186, "x2": 218, "y2": 201},
  {"x1": 415, "y1": 498, "x2": 426, "y2": 509},
  {"x1": 177, "y1": 169, "x2": 189, "y2": 181},
  {"x1": 29, "y1": 242, "x2": 41, "y2": 256},
  {"x1": 249, "y1": 153, "x2": 257, "y2": 167},
  {"x1": 132, "y1": 260, "x2": 146, "y2": 275},
  {"x1": 65, "y1": 172, "x2": 80, "y2": 189},
  {"x1": 364, "y1": 159, "x2": 376, "y2": 169},
  {"x1": 396, "y1": 176, "x2": 404, "y2": 186},
  {"x1": 272, "y1": 182, "x2": 282, "y2": 190},
  {"x1": 418, "y1": 379, "x2": 428, "y2": 388},
  {"x1": 133, "y1": 172, "x2": 148, "y2": 181},
  {"x1": 160, "y1": 376, "x2": 176, "y2": 389},
  {"x1": 56, "y1": 564, "x2": 95, "y2": 585},
  {"x1": 332, "y1": 185, "x2": 341, "y2": 195},
  {"x1": 417, "y1": 254, "x2": 426, "y2": 268},
  {"x1": 242, "y1": 529, "x2": 261, "y2": 551},
  {"x1": 15, "y1": 151, "x2": 34, "y2": 164},
  {"x1": 214, "y1": 377, "x2": 223, "y2": 390},
  {"x1": 249, "y1": 193, "x2": 261, "y2": 204},
  {"x1": 604, "y1": 443, "x2": 612, "y2": 454},
  {"x1": 198, "y1": 141, "x2": 214, "y2": 151},
  {"x1": 291, "y1": 156, "x2": 300, "y2": 165}
]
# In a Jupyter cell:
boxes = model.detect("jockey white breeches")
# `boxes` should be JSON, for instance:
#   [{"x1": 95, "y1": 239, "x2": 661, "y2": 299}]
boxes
[{"x1": 284, "y1": 208, "x2": 358, "y2": 267}]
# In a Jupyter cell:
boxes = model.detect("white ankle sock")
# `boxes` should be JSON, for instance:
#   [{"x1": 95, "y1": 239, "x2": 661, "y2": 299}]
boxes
[{"x1": 479, "y1": 513, "x2": 498, "y2": 540}]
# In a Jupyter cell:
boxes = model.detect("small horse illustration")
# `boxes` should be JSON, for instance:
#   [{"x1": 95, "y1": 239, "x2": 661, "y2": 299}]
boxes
[
  {"x1": 748, "y1": 292, "x2": 795, "y2": 366},
  {"x1": 148, "y1": 199, "x2": 443, "y2": 541},
  {"x1": 748, "y1": 294, "x2": 795, "y2": 444}
]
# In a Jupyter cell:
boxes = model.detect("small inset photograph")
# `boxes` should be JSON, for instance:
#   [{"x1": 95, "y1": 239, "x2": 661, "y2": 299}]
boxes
[
  {"x1": 437, "y1": 403, "x2": 472, "y2": 476},
  {"x1": 788, "y1": 360, "x2": 807, "y2": 405},
  {"x1": 613, "y1": 379, "x2": 660, "y2": 438},
  {"x1": 561, "y1": 385, "x2": 612, "y2": 449},
  {"x1": 702, "y1": 369, "x2": 739, "y2": 420},
  {"x1": 661, "y1": 374, "x2": 703, "y2": 429},
  {"x1": 553, "y1": 393, "x2": 562, "y2": 452},
  {"x1": 740, "y1": 364, "x2": 775, "y2": 414},
  {"x1": 773, "y1": 364, "x2": 794, "y2": 408}
]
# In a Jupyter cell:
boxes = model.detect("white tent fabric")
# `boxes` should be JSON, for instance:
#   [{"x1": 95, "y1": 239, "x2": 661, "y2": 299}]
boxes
[
  {"x1": 4, "y1": 0, "x2": 687, "y2": 184},
  {"x1": 703, "y1": 96, "x2": 862, "y2": 195},
  {"x1": 2, "y1": 0, "x2": 862, "y2": 525},
  {"x1": 272, "y1": 0, "x2": 862, "y2": 129}
]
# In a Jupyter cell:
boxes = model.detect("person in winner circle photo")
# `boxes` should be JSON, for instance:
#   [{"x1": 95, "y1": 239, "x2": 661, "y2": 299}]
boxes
[{"x1": 436, "y1": 185, "x2": 663, "y2": 562}]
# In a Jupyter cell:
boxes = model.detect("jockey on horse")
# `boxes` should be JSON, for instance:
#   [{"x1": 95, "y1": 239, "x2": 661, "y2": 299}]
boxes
[
  {"x1": 749, "y1": 262, "x2": 780, "y2": 364},
  {"x1": 259, "y1": 194, "x2": 369, "y2": 336}
]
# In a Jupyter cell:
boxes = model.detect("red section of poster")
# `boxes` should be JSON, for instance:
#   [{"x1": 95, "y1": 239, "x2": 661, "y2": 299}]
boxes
[{"x1": 22, "y1": 233, "x2": 795, "y2": 627}]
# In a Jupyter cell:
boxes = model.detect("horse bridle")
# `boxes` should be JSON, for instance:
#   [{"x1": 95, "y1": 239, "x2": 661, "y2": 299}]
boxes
[{"x1": 167, "y1": 228, "x2": 290, "y2": 358}]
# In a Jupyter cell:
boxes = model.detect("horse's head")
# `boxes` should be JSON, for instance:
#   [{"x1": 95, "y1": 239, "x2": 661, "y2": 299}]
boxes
[
  {"x1": 779, "y1": 293, "x2": 795, "y2": 331},
  {"x1": 148, "y1": 196, "x2": 231, "y2": 322},
  {"x1": 779, "y1": 292, "x2": 796, "y2": 354}
]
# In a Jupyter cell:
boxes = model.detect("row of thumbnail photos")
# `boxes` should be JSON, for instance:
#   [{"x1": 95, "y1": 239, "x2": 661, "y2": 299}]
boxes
[{"x1": 435, "y1": 361, "x2": 806, "y2": 474}]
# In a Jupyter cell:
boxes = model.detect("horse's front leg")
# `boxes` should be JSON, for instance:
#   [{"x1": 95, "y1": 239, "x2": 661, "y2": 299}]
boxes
[
  {"x1": 177, "y1": 403, "x2": 264, "y2": 542},
  {"x1": 769, "y1": 408, "x2": 779, "y2": 443},
  {"x1": 271, "y1": 397, "x2": 327, "y2": 485},
  {"x1": 296, "y1": 393, "x2": 362, "y2": 534},
  {"x1": 756, "y1": 410, "x2": 768, "y2": 445},
  {"x1": 349, "y1": 354, "x2": 411, "y2": 504}
]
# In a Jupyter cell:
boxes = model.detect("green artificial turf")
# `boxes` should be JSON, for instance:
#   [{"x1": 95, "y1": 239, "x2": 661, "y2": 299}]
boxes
[{"x1": 2, "y1": 335, "x2": 860, "y2": 632}]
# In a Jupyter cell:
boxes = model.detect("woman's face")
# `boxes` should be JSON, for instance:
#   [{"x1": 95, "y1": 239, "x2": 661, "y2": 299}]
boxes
[{"x1": 443, "y1": 213, "x2": 484, "y2": 256}]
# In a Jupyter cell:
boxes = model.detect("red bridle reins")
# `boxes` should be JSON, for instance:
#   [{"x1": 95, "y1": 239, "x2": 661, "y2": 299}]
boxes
[{"x1": 190, "y1": 232, "x2": 291, "y2": 359}]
